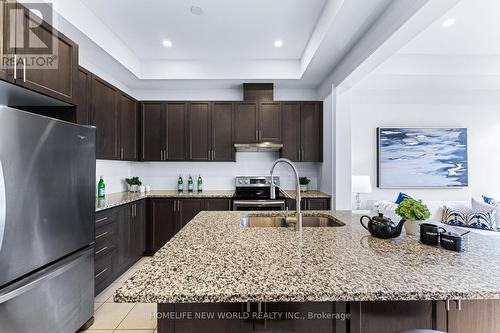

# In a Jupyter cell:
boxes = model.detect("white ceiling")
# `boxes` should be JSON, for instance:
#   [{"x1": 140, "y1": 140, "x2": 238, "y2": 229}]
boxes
[
  {"x1": 43, "y1": 0, "x2": 459, "y2": 97},
  {"x1": 399, "y1": 0, "x2": 500, "y2": 55},
  {"x1": 355, "y1": 0, "x2": 500, "y2": 92},
  {"x1": 81, "y1": 0, "x2": 326, "y2": 60}
]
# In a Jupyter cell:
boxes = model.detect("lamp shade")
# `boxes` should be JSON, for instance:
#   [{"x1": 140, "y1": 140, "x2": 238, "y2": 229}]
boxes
[{"x1": 352, "y1": 176, "x2": 372, "y2": 193}]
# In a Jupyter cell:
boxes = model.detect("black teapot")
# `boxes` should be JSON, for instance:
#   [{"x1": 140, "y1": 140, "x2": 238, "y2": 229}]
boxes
[{"x1": 360, "y1": 213, "x2": 405, "y2": 239}]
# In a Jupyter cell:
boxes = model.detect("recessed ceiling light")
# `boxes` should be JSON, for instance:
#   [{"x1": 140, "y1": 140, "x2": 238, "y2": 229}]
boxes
[
  {"x1": 190, "y1": 5, "x2": 203, "y2": 15},
  {"x1": 442, "y1": 18, "x2": 456, "y2": 27},
  {"x1": 162, "y1": 40, "x2": 172, "y2": 47},
  {"x1": 274, "y1": 40, "x2": 283, "y2": 48}
]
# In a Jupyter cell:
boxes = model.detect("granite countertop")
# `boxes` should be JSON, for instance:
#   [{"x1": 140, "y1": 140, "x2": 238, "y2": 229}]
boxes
[
  {"x1": 96, "y1": 190, "x2": 331, "y2": 212},
  {"x1": 114, "y1": 211, "x2": 500, "y2": 303}
]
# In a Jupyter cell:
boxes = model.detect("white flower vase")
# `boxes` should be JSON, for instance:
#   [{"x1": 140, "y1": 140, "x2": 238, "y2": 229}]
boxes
[
  {"x1": 300, "y1": 185, "x2": 308, "y2": 192},
  {"x1": 129, "y1": 184, "x2": 139, "y2": 192},
  {"x1": 404, "y1": 220, "x2": 419, "y2": 236}
]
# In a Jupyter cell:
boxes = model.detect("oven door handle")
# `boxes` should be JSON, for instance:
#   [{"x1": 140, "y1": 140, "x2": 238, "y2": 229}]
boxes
[{"x1": 233, "y1": 200, "x2": 286, "y2": 206}]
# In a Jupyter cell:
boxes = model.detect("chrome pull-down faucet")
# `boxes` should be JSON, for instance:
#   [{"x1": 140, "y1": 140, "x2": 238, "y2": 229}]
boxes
[{"x1": 270, "y1": 158, "x2": 302, "y2": 233}]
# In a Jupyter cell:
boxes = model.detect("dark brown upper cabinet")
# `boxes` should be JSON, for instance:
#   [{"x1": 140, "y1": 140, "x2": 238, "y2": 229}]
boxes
[
  {"x1": 259, "y1": 102, "x2": 282, "y2": 142},
  {"x1": 1, "y1": 1, "x2": 77, "y2": 103},
  {"x1": 140, "y1": 102, "x2": 188, "y2": 161},
  {"x1": 234, "y1": 102, "x2": 258, "y2": 144},
  {"x1": 0, "y1": 0, "x2": 12, "y2": 81},
  {"x1": 75, "y1": 67, "x2": 92, "y2": 125},
  {"x1": 141, "y1": 102, "x2": 163, "y2": 161},
  {"x1": 234, "y1": 101, "x2": 282, "y2": 144},
  {"x1": 165, "y1": 102, "x2": 188, "y2": 161},
  {"x1": 281, "y1": 102, "x2": 323, "y2": 162},
  {"x1": 11, "y1": 2, "x2": 78, "y2": 104},
  {"x1": 118, "y1": 93, "x2": 138, "y2": 161},
  {"x1": 188, "y1": 102, "x2": 211, "y2": 161},
  {"x1": 282, "y1": 102, "x2": 300, "y2": 161},
  {"x1": 300, "y1": 102, "x2": 322, "y2": 162},
  {"x1": 86, "y1": 71, "x2": 138, "y2": 161},
  {"x1": 92, "y1": 76, "x2": 119, "y2": 160},
  {"x1": 211, "y1": 102, "x2": 234, "y2": 161}
]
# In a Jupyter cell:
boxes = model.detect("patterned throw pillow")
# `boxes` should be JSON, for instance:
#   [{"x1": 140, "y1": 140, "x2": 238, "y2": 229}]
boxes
[{"x1": 442, "y1": 206, "x2": 497, "y2": 231}]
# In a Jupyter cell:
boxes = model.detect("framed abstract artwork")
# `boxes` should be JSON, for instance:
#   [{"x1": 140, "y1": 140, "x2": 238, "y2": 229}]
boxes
[{"x1": 377, "y1": 127, "x2": 468, "y2": 188}]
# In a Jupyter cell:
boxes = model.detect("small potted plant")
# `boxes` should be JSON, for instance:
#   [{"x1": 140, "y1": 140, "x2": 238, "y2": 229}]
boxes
[
  {"x1": 299, "y1": 177, "x2": 310, "y2": 192},
  {"x1": 125, "y1": 176, "x2": 142, "y2": 192},
  {"x1": 395, "y1": 197, "x2": 430, "y2": 236}
]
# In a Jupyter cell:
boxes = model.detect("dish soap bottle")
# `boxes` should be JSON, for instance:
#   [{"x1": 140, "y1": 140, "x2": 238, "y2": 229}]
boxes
[
  {"x1": 197, "y1": 174, "x2": 203, "y2": 192},
  {"x1": 188, "y1": 175, "x2": 194, "y2": 192},
  {"x1": 97, "y1": 176, "x2": 105, "y2": 198},
  {"x1": 177, "y1": 174, "x2": 184, "y2": 192}
]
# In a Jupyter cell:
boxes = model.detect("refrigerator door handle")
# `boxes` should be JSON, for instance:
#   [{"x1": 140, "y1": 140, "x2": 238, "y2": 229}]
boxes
[
  {"x1": 0, "y1": 246, "x2": 93, "y2": 304},
  {"x1": 0, "y1": 160, "x2": 5, "y2": 252}
]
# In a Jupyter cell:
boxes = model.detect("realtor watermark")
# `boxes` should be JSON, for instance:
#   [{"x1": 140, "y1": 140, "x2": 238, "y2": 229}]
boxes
[
  {"x1": 2, "y1": 0, "x2": 59, "y2": 70},
  {"x1": 151, "y1": 311, "x2": 351, "y2": 321}
]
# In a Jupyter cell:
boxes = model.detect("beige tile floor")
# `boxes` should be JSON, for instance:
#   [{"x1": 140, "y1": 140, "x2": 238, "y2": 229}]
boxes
[{"x1": 83, "y1": 257, "x2": 157, "y2": 333}]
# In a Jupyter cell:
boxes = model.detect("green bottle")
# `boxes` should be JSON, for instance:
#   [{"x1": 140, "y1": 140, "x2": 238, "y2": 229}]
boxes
[
  {"x1": 197, "y1": 174, "x2": 203, "y2": 192},
  {"x1": 97, "y1": 176, "x2": 105, "y2": 198},
  {"x1": 177, "y1": 174, "x2": 184, "y2": 192},
  {"x1": 188, "y1": 175, "x2": 194, "y2": 192}
]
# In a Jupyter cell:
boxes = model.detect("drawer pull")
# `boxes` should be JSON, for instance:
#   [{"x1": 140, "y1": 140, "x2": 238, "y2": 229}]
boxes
[
  {"x1": 95, "y1": 231, "x2": 108, "y2": 240},
  {"x1": 95, "y1": 268, "x2": 108, "y2": 279},
  {"x1": 95, "y1": 246, "x2": 108, "y2": 255},
  {"x1": 95, "y1": 217, "x2": 108, "y2": 223}
]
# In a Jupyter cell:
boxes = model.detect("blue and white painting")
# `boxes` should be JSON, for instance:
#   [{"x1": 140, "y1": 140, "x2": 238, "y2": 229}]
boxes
[{"x1": 378, "y1": 128, "x2": 468, "y2": 188}]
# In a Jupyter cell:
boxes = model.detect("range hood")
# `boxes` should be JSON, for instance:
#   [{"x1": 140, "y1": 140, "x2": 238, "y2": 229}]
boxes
[{"x1": 234, "y1": 142, "x2": 283, "y2": 152}]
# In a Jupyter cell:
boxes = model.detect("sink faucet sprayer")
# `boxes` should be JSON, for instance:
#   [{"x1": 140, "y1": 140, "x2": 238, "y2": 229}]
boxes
[{"x1": 270, "y1": 158, "x2": 302, "y2": 234}]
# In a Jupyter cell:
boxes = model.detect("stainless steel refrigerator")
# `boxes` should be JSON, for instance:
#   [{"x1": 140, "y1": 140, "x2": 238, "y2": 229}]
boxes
[{"x1": 0, "y1": 106, "x2": 95, "y2": 333}]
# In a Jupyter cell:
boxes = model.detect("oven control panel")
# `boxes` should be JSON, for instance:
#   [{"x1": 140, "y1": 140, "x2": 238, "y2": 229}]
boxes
[{"x1": 235, "y1": 176, "x2": 280, "y2": 187}]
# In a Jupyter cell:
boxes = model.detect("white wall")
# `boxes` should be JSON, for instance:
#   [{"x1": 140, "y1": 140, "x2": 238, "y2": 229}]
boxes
[
  {"x1": 96, "y1": 160, "x2": 132, "y2": 194},
  {"x1": 319, "y1": 91, "x2": 334, "y2": 205},
  {"x1": 351, "y1": 90, "x2": 500, "y2": 206},
  {"x1": 97, "y1": 153, "x2": 320, "y2": 194}
]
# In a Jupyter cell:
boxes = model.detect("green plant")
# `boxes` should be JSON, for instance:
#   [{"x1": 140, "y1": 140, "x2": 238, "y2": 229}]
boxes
[
  {"x1": 395, "y1": 197, "x2": 430, "y2": 221},
  {"x1": 125, "y1": 176, "x2": 142, "y2": 186},
  {"x1": 299, "y1": 177, "x2": 311, "y2": 185}
]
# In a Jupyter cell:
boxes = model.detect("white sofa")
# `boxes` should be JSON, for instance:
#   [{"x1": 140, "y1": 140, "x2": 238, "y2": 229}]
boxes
[{"x1": 368, "y1": 199, "x2": 500, "y2": 237}]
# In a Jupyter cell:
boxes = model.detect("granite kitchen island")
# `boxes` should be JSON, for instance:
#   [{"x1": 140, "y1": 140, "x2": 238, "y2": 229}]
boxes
[{"x1": 115, "y1": 211, "x2": 500, "y2": 333}]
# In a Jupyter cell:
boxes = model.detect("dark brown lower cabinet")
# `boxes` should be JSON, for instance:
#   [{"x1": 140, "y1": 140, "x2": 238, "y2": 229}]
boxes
[
  {"x1": 445, "y1": 300, "x2": 500, "y2": 333},
  {"x1": 286, "y1": 198, "x2": 331, "y2": 211},
  {"x1": 147, "y1": 198, "x2": 231, "y2": 254},
  {"x1": 148, "y1": 199, "x2": 176, "y2": 255},
  {"x1": 130, "y1": 200, "x2": 146, "y2": 261},
  {"x1": 178, "y1": 199, "x2": 205, "y2": 230},
  {"x1": 158, "y1": 303, "x2": 251, "y2": 333},
  {"x1": 157, "y1": 300, "x2": 500, "y2": 333},
  {"x1": 350, "y1": 301, "x2": 434, "y2": 333},
  {"x1": 204, "y1": 198, "x2": 232, "y2": 211},
  {"x1": 94, "y1": 200, "x2": 147, "y2": 294}
]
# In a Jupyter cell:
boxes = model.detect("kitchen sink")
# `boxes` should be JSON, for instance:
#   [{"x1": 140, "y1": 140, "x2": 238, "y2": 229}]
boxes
[{"x1": 243, "y1": 215, "x2": 345, "y2": 228}]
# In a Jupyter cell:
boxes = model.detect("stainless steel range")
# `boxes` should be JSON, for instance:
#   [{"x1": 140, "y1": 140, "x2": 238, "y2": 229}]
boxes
[{"x1": 232, "y1": 176, "x2": 287, "y2": 211}]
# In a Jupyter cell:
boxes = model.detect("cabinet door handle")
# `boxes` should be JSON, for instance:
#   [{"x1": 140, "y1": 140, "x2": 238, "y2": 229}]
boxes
[
  {"x1": 95, "y1": 231, "x2": 108, "y2": 240},
  {"x1": 95, "y1": 246, "x2": 108, "y2": 256},
  {"x1": 95, "y1": 268, "x2": 108, "y2": 279},
  {"x1": 22, "y1": 58, "x2": 26, "y2": 82},
  {"x1": 13, "y1": 55, "x2": 17, "y2": 80},
  {"x1": 211, "y1": 150, "x2": 215, "y2": 160},
  {"x1": 95, "y1": 217, "x2": 108, "y2": 224},
  {"x1": 120, "y1": 148, "x2": 124, "y2": 160}
]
